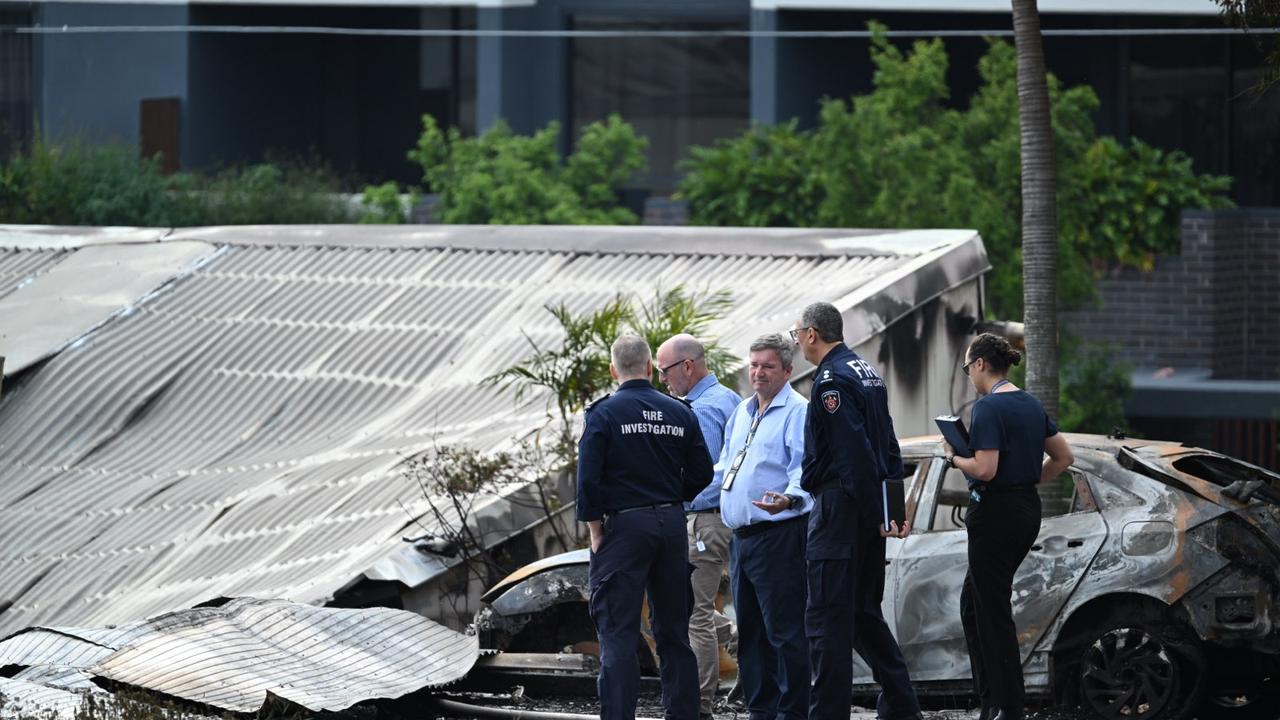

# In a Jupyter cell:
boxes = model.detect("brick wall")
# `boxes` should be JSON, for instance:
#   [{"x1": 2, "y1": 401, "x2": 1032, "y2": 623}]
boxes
[{"x1": 1062, "y1": 208, "x2": 1280, "y2": 380}]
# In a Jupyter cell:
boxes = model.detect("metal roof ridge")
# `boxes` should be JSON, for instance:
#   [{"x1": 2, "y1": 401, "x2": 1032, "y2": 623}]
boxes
[{"x1": 160, "y1": 224, "x2": 979, "y2": 259}]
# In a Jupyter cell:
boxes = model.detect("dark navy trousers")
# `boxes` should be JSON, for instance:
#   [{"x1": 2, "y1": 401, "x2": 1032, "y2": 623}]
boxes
[
  {"x1": 730, "y1": 515, "x2": 811, "y2": 720},
  {"x1": 589, "y1": 505, "x2": 699, "y2": 720},
  {"x1": 805, "y1": 489, "x2": 920, "y2": 720}
]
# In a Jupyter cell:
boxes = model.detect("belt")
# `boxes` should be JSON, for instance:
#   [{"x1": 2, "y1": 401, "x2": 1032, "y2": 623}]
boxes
[
  {"x1": 975, "y1": 483, "x2": 1037, "y2": 495},
  {"x1": 604, "y1": 502, "x2": 679, "y2": 519},
  {"x1": 690, "y1": 507, "x2": 720, "y2": 515},
  {"x1": 733, "y1": 513, "x2": 807, "y2": 540}
]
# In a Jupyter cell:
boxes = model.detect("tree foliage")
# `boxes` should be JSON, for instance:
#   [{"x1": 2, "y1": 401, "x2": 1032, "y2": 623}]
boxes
[
  {"x1": 485, "y1": 285, "x2": 737, "y2": 470},
  {"x1": 1216, "y1": 0, "x2": 1280, "y2": 91},
  {"x1": 407, "y1": 114, "x2": 647, "y2": 225},
  {"x1": 678, "y1": 25, "x2": 1234, "y2": 320},
  {"x1": 680, "y1": 122, "x2": 822, "y2": 228}
]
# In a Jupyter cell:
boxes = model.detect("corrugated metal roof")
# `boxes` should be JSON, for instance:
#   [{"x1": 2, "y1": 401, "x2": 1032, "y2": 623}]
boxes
[
  {"x1": 0, "y1": 241, "x2": 220, "y2": 373},
  {"x1": 0, "y1": 599, "x2": 469, "y2": 713},
  {"x1": 0, "y1": 224, "x2": 987, "y2": 639}
]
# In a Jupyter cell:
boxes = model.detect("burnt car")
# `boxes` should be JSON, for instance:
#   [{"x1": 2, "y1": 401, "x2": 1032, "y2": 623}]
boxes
[{"x1": 476, "y1": 434, "x2": 1280, "y2": 720}]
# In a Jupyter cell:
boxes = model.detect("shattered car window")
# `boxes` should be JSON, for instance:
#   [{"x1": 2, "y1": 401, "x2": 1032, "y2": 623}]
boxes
[
  {"x1": 1173, "y1": 454, "x2": 1280, "y2": 505},
  {"x1": 1173, "y1": 454, "x2": 1280, "y2": 488},
  {"x1": 929, "y1": 468, "x2": 1094, "y2": 532},
  {"x1": 1039, "y1": 472, "x2": 1076, "y2": 517}
]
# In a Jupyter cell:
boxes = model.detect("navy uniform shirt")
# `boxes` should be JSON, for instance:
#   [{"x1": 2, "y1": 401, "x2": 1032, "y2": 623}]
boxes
[
  {"x1": 968, "y1": 390, "x2": 1059, "y2": 489},
  {"x1": 800, "y1": 344, "x2": 904, "y2": 501},
  {"x1": 576, "y1": 379, "x2": 715, "y2": 522}
]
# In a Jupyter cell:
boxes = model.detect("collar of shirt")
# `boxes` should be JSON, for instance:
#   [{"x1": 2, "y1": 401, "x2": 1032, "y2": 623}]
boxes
[
  {"x1": 745, "y1": 384, "x2": 798, "y2": 417},
  {"x1": 617, "y1": 378, "x2": 652, "y2": 391},
  {"x1": 684, "y1": 373, "x2": 721, "y2": 403},
  {"x1": 718, "y1": 387, "x2": 810, "y2": 530},
  {"x1": 820, "y1": 343, "x2": 852, "y2": 368}
]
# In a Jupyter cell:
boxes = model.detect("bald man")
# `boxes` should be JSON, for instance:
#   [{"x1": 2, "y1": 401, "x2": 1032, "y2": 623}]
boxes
[{"x1": 656, "y1": 333, "x2": 742, "y2": 719}]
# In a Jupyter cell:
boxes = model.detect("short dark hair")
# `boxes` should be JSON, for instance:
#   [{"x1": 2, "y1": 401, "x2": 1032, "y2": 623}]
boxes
[
  {"x1": 750, "y1": 333, "x2": 794, "y2": 369},
  {"x1": 801, "y1": 302, "x2": 844, "y2": 343},
  {"x1": 967, "y1": 332, "x2": 1022, "y2": 373}
]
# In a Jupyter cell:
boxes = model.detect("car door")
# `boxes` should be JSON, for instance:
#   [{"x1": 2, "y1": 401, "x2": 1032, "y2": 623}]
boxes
[
  {"x1": 891, "y1": 458, "x2": 1108, "y2": 682},
  {"x1": 849, "y1": 460, "x2": 924, "y2": 685}
]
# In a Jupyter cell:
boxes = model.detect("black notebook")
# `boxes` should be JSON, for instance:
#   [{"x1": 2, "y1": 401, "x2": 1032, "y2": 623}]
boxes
[
  {"x1": 934, "y1": 414, "x2": 973, "y2": 457},
  {"x1": 882, "y1": 478, "x2": 906, "y2": 532}
]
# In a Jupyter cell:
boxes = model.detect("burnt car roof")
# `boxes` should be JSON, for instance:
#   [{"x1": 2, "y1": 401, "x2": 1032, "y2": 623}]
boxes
[
  {"x1": 899, "y1": 432, "x2": 1179, "y2": 455},
  {"x1": 902, "y1": 432, "x2": 1280, "y2": 508}
]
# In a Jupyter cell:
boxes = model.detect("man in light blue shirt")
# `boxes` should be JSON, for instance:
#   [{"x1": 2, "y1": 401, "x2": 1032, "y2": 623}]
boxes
[
  {"x1": 656, "y1": 333, "x2": 741, "y2": 719},
  {"x1": 716, "y1": 333, "x2": 811, "y2": 720}
]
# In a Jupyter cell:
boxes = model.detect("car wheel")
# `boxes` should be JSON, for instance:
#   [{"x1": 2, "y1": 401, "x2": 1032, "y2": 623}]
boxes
[{"x1": 1073, "y1": 619, "x2": 1205, "y2": 720}]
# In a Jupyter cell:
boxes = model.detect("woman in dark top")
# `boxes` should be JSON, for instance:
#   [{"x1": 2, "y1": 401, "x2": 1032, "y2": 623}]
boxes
[{"x1": 942, "y1": 333, "x2": 1074, "y2": 720}]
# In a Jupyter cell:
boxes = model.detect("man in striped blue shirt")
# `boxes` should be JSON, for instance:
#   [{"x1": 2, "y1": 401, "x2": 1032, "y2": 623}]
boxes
[
  {"x1": 657, "y1": 333, "x2": 741, "y2": 719},
  {"x1": 715, "y1": 333, "x2": 812, "y2": 720}
]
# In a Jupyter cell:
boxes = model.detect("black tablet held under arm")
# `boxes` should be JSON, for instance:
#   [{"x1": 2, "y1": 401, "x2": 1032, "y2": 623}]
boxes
[
  {"x1": 934, "y1": 414, "x2": 973, "y2": 457},
  {"x1": 882, "y1": 478, "x2": 906, "y2": 532}
]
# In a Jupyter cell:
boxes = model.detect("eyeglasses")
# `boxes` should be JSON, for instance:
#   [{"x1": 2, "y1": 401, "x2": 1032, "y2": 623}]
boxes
[
  {"x1": 657, "y1": 358, "x2": 691, "y2": 377},
  {"x1": 961, "y1": 357, "x2": 977, "y2": 376},
  {"x1": 788, "y1": 326, "x2": 812, "y2": 343}
]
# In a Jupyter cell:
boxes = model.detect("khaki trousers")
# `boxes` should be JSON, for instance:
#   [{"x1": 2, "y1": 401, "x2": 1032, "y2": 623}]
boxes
[{"x1": 687, "y1": 511, "x2": 733, "y2": 715}]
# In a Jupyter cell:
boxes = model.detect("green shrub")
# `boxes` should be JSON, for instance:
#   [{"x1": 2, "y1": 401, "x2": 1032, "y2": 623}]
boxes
[
  {"x1": 0, "y1": 140, "x2": 353, "y2": 227},
  {"x1": 173, "y1": 161, "x2": 352, "y2": 225},
  {"x1": 679, "y1": 24, "x2": 1234, "y2": 319},
  {"x1": 680, "y1": 121, "x2": 822, "y2": 227},
  {"x1": 0, "y1": 140, "x2": 177, "y2": 226},
  {"x1": 359, "y1": 181, "x2": 417, "y2": 224},
  {"x1": 407, "y1": 113, "x2": 647, "y2": 225}
]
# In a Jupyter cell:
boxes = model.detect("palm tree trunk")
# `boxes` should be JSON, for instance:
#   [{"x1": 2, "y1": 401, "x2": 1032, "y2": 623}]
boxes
[{"x1": 1012, "y1": 0, "x2": 1059, "y2": 420}]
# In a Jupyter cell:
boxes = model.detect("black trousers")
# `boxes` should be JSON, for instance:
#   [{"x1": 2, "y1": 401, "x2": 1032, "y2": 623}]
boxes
[
  {"x1": 806, "y1": 489, "x2": 920, "y2": 720},
  {"x1": 589, "y1": 505, "x2": 699, "y2": 720},
  {"x1": 730, "y1": 515, "x2": 810, "y2": 720},
  {"x1": 961, "y1": 487, "x2": 1041, "y2": 713}
]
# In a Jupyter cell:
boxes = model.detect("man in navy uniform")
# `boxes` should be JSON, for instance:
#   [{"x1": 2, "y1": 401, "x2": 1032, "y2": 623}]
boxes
[
  {"x1": 792, "y1": 302, "x2": 921, "y2": 720},
  {"x1": 578, "y1": 334, "x2": 716, "y2": 720}
]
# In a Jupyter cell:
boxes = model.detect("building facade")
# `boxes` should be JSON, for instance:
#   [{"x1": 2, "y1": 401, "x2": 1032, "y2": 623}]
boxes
[{"x1": 2, "y1": 0, "x2": 1277, "y2": 203}]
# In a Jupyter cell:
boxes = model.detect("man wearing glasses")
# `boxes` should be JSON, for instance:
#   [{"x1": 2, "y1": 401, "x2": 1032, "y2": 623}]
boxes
[
  {"x1": 655, "y1": 333, "x2": 742, "y2": 720},
  {"x1": 792, "y1": 302, "x2": 922, "y2": 720},
  {"x1": 715, "y1": 332, "x2": 812, "y2": 720}
]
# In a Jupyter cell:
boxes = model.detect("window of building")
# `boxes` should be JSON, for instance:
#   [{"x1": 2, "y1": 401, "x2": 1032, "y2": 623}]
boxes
[
  {"x1": 0, "y1": 9, "x2": 33, "y2": 160},
  {"x1": 1230, "y1": 40, "x2": 1280, "y2": 206},
  {"x1": 1128, "y1": 34, "x2": 1229, "y2": 176},
  {"x1": 570, "y1": 16, "x2": 749, "y2": 195}
]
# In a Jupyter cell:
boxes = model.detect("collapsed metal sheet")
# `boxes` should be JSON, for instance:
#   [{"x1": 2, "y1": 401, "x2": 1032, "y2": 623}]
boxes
[
  {"x1": 0, "y1": 599, "x2": 478, "y2": 714},
  {"x1": 90, "y1": 598, "x2": 478, "y2": 712}
]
